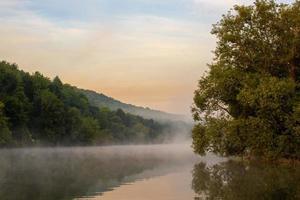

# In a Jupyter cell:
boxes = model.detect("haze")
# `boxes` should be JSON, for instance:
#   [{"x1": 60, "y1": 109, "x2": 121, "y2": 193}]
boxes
[{"x1": 0, "y1": 0, "x2": 292, "y2": 116}]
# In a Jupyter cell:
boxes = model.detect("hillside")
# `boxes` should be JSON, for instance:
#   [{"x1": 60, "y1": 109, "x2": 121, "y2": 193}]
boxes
[
  {"x1": 0, "y1": 61, "x2": 176, "y2": 146},
  {"x1": 80, "y1": 89, "x2": 187, "y2": 122}
]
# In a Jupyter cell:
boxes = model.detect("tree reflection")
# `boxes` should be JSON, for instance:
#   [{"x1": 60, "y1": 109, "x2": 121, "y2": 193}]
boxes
[
  {"x1": 192, "y1": 160, "x2": 300, "y2": 200},
  {"x1": 0, "y1": 146, "x2": 186, "y2": 200}
]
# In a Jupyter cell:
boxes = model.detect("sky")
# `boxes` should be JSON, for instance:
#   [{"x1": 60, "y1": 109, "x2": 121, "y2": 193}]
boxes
[{"x1": 0, "y1": 0, "x2": 293, "y2": 116}]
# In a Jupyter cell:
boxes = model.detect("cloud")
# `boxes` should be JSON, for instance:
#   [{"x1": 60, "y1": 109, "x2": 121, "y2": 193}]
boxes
[
  {"x1": 192, "y1": 0, "x2": 293, "y2": 10},
  {"x1": 193, "y1": 0, "x2": 251, "y2": 6},
  {"x1": 0, "y1": 0, "x2": 217, "y2": 114},
  {"x1": 0, "y1": 0, "x2": 27, "y2": 7},
  {"x1": 190, "y1": 0, "x2": 253, "y2": 19}
]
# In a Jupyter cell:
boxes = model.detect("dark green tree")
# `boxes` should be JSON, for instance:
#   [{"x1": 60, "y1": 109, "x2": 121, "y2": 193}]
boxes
[
  {"x1": 192, "y1": 0, "x2": 300, "y2": 159},
  {"x1": 34, "y1": 89, "x2": 65, "y2": 143},
  {"x1": 0, "y1": 102, "x2": 12, "y2": 145}
]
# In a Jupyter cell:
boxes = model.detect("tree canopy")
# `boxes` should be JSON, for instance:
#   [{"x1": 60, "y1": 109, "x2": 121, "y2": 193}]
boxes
[{"x1": 192, "y1": 0, "x2": 300, "y2": 159}]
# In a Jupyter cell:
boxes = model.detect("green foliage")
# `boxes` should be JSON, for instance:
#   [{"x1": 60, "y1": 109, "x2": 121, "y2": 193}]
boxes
[
  {"x1": 0, "y1": 61, "x2": 172, "y2": 146},
  {"x1": 0, "y1": 102, "x2": 12, "y2": 145},
  {"x1": 77, "y1": 117, "x2": 99, "y2": 143},
  {"x1": 192, "y1": 0, "x2": 300, "y2": 159}
]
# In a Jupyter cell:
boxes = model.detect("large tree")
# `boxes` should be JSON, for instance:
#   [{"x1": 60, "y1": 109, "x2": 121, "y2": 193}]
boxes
[{"x1": 192, "y1": 0, "x2": 300, "y2": 159}]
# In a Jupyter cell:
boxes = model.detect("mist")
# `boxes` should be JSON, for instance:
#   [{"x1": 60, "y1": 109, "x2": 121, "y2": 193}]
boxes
[
  {"x1": 0, "y1": 144, "x2": 222, "y2": 200},
  {"x1": 155, "y1": 120, "x2": 193, "y2": 144}
]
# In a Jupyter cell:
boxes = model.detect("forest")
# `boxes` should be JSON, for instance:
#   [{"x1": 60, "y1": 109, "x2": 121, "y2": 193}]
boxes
[
  {"x1": 0, "y1": 61, "x2": 175, "y2": 146},
  {"x1": 192, "y1": 0, "x2": 300, "y2": 160}
]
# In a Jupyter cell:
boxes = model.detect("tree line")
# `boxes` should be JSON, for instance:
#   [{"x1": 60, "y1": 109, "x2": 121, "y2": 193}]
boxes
[{"x1": 0, "y1": 61, "x2": 173, "y2": 146}]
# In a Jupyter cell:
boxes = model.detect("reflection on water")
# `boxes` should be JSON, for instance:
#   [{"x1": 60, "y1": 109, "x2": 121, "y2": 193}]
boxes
[
  {"x1": 0, "y1": 145, "x2": 299, "y2": 200},
  {"x1": 0, "y1": 144, "x2": 201, "y2": 200},
  {"x1": 192, "y1": 160, "x2": 300, "y2": 200}
]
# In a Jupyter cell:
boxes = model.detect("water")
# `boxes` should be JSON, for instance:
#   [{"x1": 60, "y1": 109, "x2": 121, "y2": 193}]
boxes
[{"x1": 0, "y1": 144, "x2": 299, "y2": 200}]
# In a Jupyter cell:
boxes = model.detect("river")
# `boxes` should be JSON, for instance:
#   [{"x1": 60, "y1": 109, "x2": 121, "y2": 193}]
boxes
[{"x1": 0, "y1": 144, "x2": 299, "y2": 200}]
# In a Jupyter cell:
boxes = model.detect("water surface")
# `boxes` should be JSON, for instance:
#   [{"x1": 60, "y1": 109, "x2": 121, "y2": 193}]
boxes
[{"x1": 0, "y1": 144, "x2": 299, "y2": 200}]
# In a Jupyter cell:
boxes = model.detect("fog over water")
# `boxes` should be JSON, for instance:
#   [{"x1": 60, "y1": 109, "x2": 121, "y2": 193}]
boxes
[{"x1": 0, "y1": 144, "x2": 299, "y2": 200}]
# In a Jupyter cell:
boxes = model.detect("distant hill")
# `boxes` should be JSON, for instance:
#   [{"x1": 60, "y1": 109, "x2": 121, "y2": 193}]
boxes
[
  {"x1": 1, "y1": 61, "x2": 184, "y2": 146},
  {"x1": 80, "y1": 89, "x2": 186, "y2": 122}
]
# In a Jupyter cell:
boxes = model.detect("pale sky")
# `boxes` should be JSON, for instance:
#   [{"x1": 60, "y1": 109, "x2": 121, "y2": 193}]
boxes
[{"x1": 0, "y1": 0, "x2": 293, "y2": 116}]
